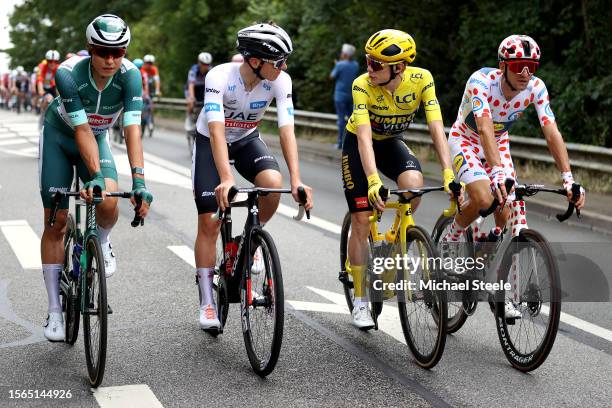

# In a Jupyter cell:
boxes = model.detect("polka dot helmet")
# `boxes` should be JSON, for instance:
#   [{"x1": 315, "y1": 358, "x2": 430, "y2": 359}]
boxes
[{"x1": 498, "y1": 35, "x2": 540, "y2": 61}]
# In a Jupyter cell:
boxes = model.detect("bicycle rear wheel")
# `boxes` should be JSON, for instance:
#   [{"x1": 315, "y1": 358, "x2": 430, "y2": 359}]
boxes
[
  {"x1": 61, "y1": 214, "x2": 80, "y2": 345},
  {"x1": 83, "y1": 235, "x2": 108, "y2": 387},
  {"x1": 495, "y1": 229, "x2": 561, "y2": 372},
  {"x1": 241, "y1": 229, "x2": 284, "y2": 377},
  {"x1": 397, "y1": 225, "x2": 447, "y2": 369}
]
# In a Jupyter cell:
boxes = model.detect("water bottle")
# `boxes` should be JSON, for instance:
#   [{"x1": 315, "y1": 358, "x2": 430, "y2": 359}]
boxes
[{"x1": 72, "y1": 242, "x2": 83, "y2": 279}]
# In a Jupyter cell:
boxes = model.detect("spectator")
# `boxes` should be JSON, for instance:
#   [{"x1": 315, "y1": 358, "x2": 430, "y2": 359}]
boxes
[{"x1": 330, "y1": 43, "x2": 359, "y2": 149}]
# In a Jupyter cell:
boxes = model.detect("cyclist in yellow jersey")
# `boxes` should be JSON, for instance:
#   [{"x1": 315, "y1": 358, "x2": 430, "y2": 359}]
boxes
[{"x1": 342, "y1": 29, "x2": 462, "y2": 329}]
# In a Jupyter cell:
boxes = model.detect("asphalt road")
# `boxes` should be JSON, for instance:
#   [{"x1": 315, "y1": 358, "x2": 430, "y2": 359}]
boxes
[{"x1": 1, "y1": 110, "x2": 611, "y2": 407}]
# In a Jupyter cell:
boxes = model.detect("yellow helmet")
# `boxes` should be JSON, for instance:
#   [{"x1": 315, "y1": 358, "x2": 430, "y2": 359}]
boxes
[{"x1": 364, "y1": 29, "x2": 416, "y2": 63}]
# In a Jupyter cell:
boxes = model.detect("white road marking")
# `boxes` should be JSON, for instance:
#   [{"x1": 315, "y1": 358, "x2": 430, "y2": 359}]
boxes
[
  {"x1": 0, "y1": 220, "x2": 42, "y2": 269},
  {"x1": 168, "y1": 245, "x2": 195, "y2": 268},
  {"x1": 93, "y1": 384, "x2": 164, "y2": 408},
  {"x1": 542, "y1": 305, "x2": 612, "y2": 343},
  {"x1": 287, "y1": 300, "x2": 349, "y2": 314},
  {"x1": 114, "y1": 153, "x2": 192, "y2": 189},
  {"x1": 0, "y1": 138, "x2": 30, "y2": 146}
]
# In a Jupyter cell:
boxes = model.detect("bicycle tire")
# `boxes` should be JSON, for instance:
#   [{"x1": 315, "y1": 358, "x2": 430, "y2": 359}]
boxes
[
  {"x1": 339, "y1": 211, "x2": 355, "y2": 312},
  {"x1": 241, "y1": 229, "x2": 284, "y2": 377},
  {"x1": 494, "y1": 228, "x2": 561, "y2": 372},
  {"x1": 62, "y1": 214, "x2": 80, "y2": 345},
  {"x1": 83, "y1": 235, "x2": 108, "y2": 387},
  {"x1": 397, "y1": 225, "x2": 447, "y2": 369},
  {"x1": 431, "y1": 214, "x2": 473, "y2": 333}
]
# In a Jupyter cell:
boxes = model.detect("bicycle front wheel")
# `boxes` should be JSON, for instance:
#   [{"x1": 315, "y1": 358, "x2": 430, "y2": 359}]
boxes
[
  {"x1": 241, "y1": 229, "x2": 284, "y2": 377},
  {"x1": 397, "y1": 225, "x2": 447, "y2": 369},
  {"x1": 339, "y1": 211, "x2": 355, "y2": 312},
  {"x1": 83, "y1": 236, "x2": 108, "y2": 387},
  {"x1": 495, "y1": 228, "x2": 561, "y2": 372}
]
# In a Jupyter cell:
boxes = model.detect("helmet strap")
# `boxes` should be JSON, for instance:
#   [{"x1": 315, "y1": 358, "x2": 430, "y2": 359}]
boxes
[
  {"x1": 503, "y1": 65, "x2": 517, "y2": 92},
  {"x1": 379, "y1": 67, "x2": 397, "y2": 86},
  {"x1": 247, "y1": 59, "x2": 265, "y2": 80}
]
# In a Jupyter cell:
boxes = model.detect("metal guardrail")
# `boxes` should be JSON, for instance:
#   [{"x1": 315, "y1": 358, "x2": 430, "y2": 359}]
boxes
[{"x1": 156, "y1": 97, "x2": 612, "y2": 174}]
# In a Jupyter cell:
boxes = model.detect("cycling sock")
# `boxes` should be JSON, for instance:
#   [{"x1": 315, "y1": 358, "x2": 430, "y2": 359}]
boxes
[
  {"x1": 350, "y1": 264, "x2": 366, "y2": 299},
  {"x1": 196, "y1": 267, "x2": 215, "y2": 307},
  {"x1": 445, "y1": 219, "x2": 465, "y2": 242},
  {"x1": 43, "y1": 264, "x2": 62, "y2": 313},
  {"x1": 97, "y1": 225, "x2": 111, "y2": 245}
]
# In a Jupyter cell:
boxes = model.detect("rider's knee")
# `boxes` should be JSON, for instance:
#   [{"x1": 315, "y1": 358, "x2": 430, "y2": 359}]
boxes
[
  {"x1": 44, "y1": 211, "x2": 67, "y2": 238},
  {"x1": 197, "y1": 214, "x2": 221, "y2": 238},
  {"x1": 469, "y1": 185, "x2": 494, "y2": 209},
  {"x1": 351, "y1": 212, "x2": 371, "y2": 236}
]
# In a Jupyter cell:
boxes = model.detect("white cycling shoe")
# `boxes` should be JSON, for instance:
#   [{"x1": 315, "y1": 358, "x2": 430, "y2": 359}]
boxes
[
  {"x1": 504, "y1": 301, "x2": 522, "y2": 320},
  {"x1": 43, "y1": 312, "x2": 65, "y2": 342},
  {"x1": 251, "y1": 246, "x2": 264, "y2": 275},
  {"x1": 102, "y1": 241, "x2": 116, "y2": 278},
  {"x1": 199, "y1": 304, "x2": 220, "y2": 330},
  {"x1": 351, "y1": 302, "x2": 375, "y2": 330}
]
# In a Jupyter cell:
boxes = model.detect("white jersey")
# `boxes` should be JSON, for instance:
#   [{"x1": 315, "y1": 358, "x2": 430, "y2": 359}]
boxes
[{"x1": 196, "y1": 62, "x2": 294, "y2": 143}]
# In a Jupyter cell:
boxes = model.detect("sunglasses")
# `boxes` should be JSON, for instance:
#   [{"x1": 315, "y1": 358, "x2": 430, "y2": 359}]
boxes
[
  {"x1": 505, "y1": 59, "x2": 539, "y2": 75},
  {"x1": 91, "y1": 46, "x2": 126, "y2": 59},
  {"x1": 365, "y1": 54, "x2": 401, "y2": 72},
  {"x1": 262, "y1": 57, "x2": 287, "y2": 69}
]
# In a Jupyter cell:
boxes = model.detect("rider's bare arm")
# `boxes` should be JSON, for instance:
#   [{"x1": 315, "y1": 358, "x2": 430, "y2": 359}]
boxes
[
  {"x1": 542, "y1": 123, "x2": 570, "y2": 173},
  {"x1": 355, "y1": 124, "x2": 377, "y2": 178},
  {"x1": 476, "y1": 116, "x2": 502, "y2": 168},
  {"x1": 428, "y1": 120, "x2": 452, "y2": 170}
]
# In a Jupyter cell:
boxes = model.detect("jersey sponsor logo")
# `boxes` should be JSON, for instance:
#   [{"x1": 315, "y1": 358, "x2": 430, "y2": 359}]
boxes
[
  {"x1": 369, "y1": 111, "x2": 417, "y2": 135},
  {"x1": 410, "y1": 73, "x2": 423, "y2": 82},
  {"x1": 537, "y1": 88, "x2": 546, "y2": 99},
  {"x1": 395, "y1": 93, "x2": 417, "y2": 104},
  {"x1": 206, "y1": 87, "x2": 220, "y2": 94},
  {"x1": 226, "y1": 111, "x2": 258, "y2": 121},
  {"x1": 424, "y1": 99, "x2": 439, "y2": 111},
  {"x1": 132, "y1": 96, "x2": 143, "y2": 102},
  {"x1": 376, "y1": 95, "x2": 384, "y2": 103},
  {"x1": 371, "y1": 105, "x2": 389, "y2": 110},
  {"x1": 100, "y1": 159, "x2": 112, "y2": 164},
  {"x1": 507, "y1": 111, "x2": 523, "y2": 121},
  {"x1": 473, "y1": 171, "x2": 486, "y2": 177},
  {"x1": 469, "y1": 77, "x2": 487, "y2": 88},
  {"x1": 102, "y1": 103, "x2": 122, "y2": 110},
  {"x1": 88, "y1": 114, "x2": 113, "y2": 127},
  {"x1": 472, "y1": 96, "x2": 484, "y2": 112},
  {"x1": 355, "y1": 197, "x2": 368, "y2": 209},
  {"x1": 453, "y1": 153, "x2": 466, "y2": 173},
  {"x1": 225, "y1": 119, "x2": 261, "y2": 129},
  {"x1": 250, "y1": 100, "x2": 267, "y2": 109},
  {"x1": 342, "y1": 155, "x2": 354, "y2": 190},
  {"x1": 227, "y1": 84, "x2": 236, "y2": 92},
  {"x1": 48, "y1": 186, "x2": 69, "y2": 193},
  {"x1": 205, "y1": 102, "x2": 221, "y2": 112},
  {"x1": 352, "y1": 84, "x2": 368, "y2": 95},
  {"x1": 354, "y1": 103, "x2": 367, "y2": 110},
  {"x1": 226, "y1": 99, "x2": 237, "y2": 105},
  {"x1": 544, "y1": 103, "x2": 553, "y2": 117},
  {"x1": 112, "y1": 83, "x2": 122, "y2": 90},
  {"x1": 287, "y1": 107, "x2": 294, "y2": 116},
  {"x1": 201, "y1": 191, "x2": 215, "y2": 197},
  {"x1": 263, "y1": 83, "x2": 272, "y2": 91},
  {"x1": 405, "y1": 160, "x2": 416, "y2": 169},
  {"x1": 494, "y1": 123, "x2": 506, "y2": 132},
  {"x1": 78, "y1": 83, "x2": 88, "y2": 90},
  {"x1": 62, "y1": 98, "x2": 73, "y2": 103},
  {"x1": 422, "y1": 81, "x2": 434, "y2": 93}
]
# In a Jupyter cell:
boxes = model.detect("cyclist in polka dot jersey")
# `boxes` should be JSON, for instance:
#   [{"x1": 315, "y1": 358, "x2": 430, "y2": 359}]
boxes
[{"x1": 444, "y1": 34, "x2": 585, "y2": 247}]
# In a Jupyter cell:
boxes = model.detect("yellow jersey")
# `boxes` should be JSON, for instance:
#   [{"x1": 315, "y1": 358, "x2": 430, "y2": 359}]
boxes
[{"x1": 346, "y1": 67, "x2": 442, "y2": 139}]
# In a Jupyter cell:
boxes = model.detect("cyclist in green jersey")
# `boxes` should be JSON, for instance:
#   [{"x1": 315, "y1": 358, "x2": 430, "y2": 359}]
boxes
[{"x1": 39, "y1": 14, "x2": 153, "y2": 341}]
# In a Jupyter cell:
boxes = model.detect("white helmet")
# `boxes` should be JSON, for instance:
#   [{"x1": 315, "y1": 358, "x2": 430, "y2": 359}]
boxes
[
  {"x1": 236, "y1": 23, "x2": 293, "y2": 60},
  {"x1": 16, "y1": 66, "x2": 24, "y2": 73},
  {"x1": 45, "y1": 50, "x2": 60, "y2": 61},
  {"x1": 198, "y1": 52, "x2": 212, "y2": 64},
  {"x1": 86, "y1": 14, "x2": 130, "y2": 48},
  {"x1": 144, "y1": 54, "x2": 155, "y2": 63}
]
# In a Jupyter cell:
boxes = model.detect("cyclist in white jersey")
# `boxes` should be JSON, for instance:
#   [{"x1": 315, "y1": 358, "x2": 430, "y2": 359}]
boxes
[
  {"x1": 443, "y1": 35, "x2": 586, "y2": 317},
  {"x1": 192, "y1": 22, "x2": 313, "y2": 329}
]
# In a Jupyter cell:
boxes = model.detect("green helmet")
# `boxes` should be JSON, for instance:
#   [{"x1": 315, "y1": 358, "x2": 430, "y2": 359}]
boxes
[{"x1": 86, "y1": 14, "x2": 130, "y2": 48}]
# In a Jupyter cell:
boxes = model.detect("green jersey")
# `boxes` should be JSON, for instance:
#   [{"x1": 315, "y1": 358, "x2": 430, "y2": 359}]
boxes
[{"x1": 45, "y1": 56, "x2": 143, "y2": 135}]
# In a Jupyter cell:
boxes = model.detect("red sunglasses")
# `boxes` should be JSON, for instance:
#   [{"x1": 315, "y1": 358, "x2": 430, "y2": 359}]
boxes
[
  {"x1": 505, "y1": 59, "x2": 539, "y2": 75},
  {"x1": 365, "y1": 54, "x2": 400, "y2": 72},
  {"x1": 91, "y1": 46, "x2": 126, "y2": 59}
]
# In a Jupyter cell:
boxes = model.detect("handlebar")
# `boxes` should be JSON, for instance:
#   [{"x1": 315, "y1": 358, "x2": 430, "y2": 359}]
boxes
[
  {"x1": 212, "y1": 185, "x2": 310, "y2": 222},
  {"x1": 48, "y1": 189, "x2": 145, "y2": 228},
  {"x1": 478, "y1": 181, "x2": 582, "y2": 222},
  {"x1": 479, "y1": 178, "x2": 515, "y2": 217},
  {"x1": 369, "y1": 185, "x2": 448, "y2": 223},
  {"x1": 443, "y1": 180, "x2": 463, "y2": 217}
]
